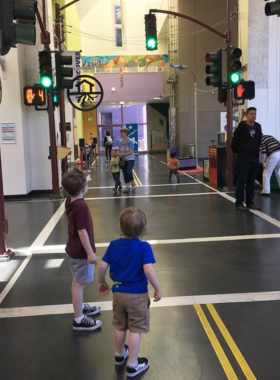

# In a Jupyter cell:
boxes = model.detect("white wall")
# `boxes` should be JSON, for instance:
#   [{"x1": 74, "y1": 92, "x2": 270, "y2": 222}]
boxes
[
  {"x1": 0, "y1": 0, "x2": 61, "y2": 196},
  {"x1": 79, "y1": 0, "x2": 168, "y2": 56},
  {"x1": 239, "y1": 0, "x2": 280, "y2": 139},
  {"x1": 0, "y1": 48, "x2": 28, "y2": 195}
]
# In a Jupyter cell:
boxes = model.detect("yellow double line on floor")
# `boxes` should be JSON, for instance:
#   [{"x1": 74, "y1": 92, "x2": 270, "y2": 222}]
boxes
[
  {"x1": 194, "y1": 304, "x2": 257, "y2": 380},
  {"x1": 132, "y1": 169, "x2": 142, "y2": 186}
]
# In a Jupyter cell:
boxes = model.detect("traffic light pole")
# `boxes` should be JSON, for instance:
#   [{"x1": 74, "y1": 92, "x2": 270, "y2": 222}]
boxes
[
  {"x1": 36, "y1": 2, "x2": 60, "y2": 197},
  {"x1": 55, "y1": 0, "x2": 80, "y2": 175},
  {"x1": 0, "y1": 149, "x2": 13, "y2": 260},
  {"x1": 150, "y1": 0, "x2": 235, "y2": 188}
]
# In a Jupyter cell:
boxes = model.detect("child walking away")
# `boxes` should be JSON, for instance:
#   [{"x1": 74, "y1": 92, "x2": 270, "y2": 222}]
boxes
[
  {"x1": 168, "y1": 152, "x2": 180, "y2": 183},
  {"x1": 106, "y1": 149, "x2": 122, "y2": 193},
  {"x1": 62, "y1": 168, "x2": 102, "y2": 331},
  {"x1": 98, "y1": 207, "x2": 162, "y2": 377}
]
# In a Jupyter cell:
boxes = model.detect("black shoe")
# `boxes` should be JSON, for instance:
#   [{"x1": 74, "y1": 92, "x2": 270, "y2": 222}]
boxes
[
  {"x1": 72, "y1": 316, "x2": 102, "y2": 331},
  {"x1": 115, "y1": 345, "x2": 129, "y2": 365},
  {"x1": 168, "y1": 180, "x2": 171, "y2": 183},
  {"x1": 127, "y1": 357, "x2": 149, "y2": 377},
  {"x1": 235, "y1": 205, "x2": 249, "y2": 212},
  {"x1": 112, "y1": 188, "x2": 117, "y2": 194},
  {"x1": 247, "y1": 204, "x2": 260, "y2": 211},
  {"x1": 118, "y1": 186, "x2": 122, "y2": 191},
  {"x1": 259, "y1": 192, "x2": 270, "y2": 196},
  {"x1": 82, "y1": 304, "x2": 101, "y2": 316}
]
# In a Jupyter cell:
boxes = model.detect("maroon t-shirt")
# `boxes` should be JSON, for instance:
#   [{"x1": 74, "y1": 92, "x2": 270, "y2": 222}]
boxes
[{"x1": 65, "y1": 197, "x2": 95, "y2": 259}]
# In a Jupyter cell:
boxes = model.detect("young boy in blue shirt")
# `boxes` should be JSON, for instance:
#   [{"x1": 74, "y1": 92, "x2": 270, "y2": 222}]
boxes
[{"x1": 98, "y1": 207, "x2": 162, "y2": 377}]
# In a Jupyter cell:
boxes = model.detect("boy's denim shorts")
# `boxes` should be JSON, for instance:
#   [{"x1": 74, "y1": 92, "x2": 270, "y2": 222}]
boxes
[
  {"x1": 67, "y1": 254, "x2": 94, "y2": 284},
  {"x1": 112, "y1": 292, "x2": 150, "y2": 333}
]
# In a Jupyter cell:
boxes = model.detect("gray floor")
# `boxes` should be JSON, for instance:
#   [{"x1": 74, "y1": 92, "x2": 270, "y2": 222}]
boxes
[{"x1": 1, "y1": 153, "x2": 280, "y2": 380}]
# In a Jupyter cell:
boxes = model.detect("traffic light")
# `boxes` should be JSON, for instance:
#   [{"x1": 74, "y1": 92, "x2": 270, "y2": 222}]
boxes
[
  {"x1": 144, "y1": 14, "x2": 157, "y2": 51},
  {"x1": 205, "y1": 49, "x2": 222, "y2": 87},
  {"x1": 205, "y1": 49, "x2": 226, "y2": 103},
  {"x1": 55, "y1": 52, "x2": 74, "y2": 91},
  {"x1": 264, "y1": 0, "x2": 280, "y2": 16},
  {"x1": 53, "y1": 90, "x2": 59, "y2": 107},
  {"x1": 0, "y1": 0, "x2": 37, "y2": 55},
  {"x1": 234, "y1": 80, "x2": 255, "y2": 100},
  {"x1": 38, "y1": 49, "x2": 53, "y2": 90},
  {"x1": 228, "y1": 47, "x2": 242, "y2": 86},
  {"x1": 23, "y1": 86, "x2": 46, "y2": 106}
]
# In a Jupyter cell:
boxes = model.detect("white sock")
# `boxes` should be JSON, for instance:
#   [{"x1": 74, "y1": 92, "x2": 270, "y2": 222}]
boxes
[
  {"x1": 74, "y1": 315, "x2": 84, "y2": 324},
  {"x1": 128, "y1": 361, "x2": 138, "y2": 368},
  {"x1": 116, "y1": 348, "x2": 125, "y2": 356}
]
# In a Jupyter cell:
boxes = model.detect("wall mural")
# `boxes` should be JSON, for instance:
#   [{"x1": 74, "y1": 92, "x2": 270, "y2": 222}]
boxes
[{"x1": 82, "y1": 55, "x2": 169, "y2": 73}]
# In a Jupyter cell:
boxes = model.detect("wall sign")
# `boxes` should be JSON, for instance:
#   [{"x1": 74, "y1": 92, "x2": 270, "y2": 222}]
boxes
[
  {"x1": 1, "y1": 123, "x2": 16, "y2": 144},
  {"x1": 67, "y1": 75, "x2": 103, "y2": 112}
]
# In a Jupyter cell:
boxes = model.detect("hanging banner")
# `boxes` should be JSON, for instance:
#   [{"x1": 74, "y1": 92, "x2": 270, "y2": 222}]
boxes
[{"x1": 126, "y1": 124, "x2": 138, "y2": 153}]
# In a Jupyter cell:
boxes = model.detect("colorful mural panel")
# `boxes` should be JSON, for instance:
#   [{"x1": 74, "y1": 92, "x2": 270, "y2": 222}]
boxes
[{"x1": 82, "y1": 55, "x2": 169, "y2": 73}]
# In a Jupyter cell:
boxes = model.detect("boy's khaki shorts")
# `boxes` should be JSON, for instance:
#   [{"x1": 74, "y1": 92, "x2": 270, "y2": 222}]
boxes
[{"x1": 112, "y1": 292, "x2": 150, "y2": 333}]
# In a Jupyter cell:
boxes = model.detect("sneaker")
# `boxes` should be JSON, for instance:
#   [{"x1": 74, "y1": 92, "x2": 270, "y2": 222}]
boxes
[
  {"x1": 112, "y1": 188, "x2": 117, "y2": 194},
  {"x1": 118, "y1": 186, "x2": 122, "y2": 191},
  {"x1": 259, "y1": 192, "x2": 270, "y2": 196},
  {"x1": 177, "y1": 180, "x2": 180, "y2": 183},
  {"x1": 168, "y1": 180, "x2": 171, "y2": 183},
  {"x1": 123, "y1": 188, "x2": 130, "y2": 193},
  {"x1": 83, "y1": 304, "x2": 101, "y2": 316},
  {"x1": 247, "y1": 204, "x2": 260, "y2": 211},
  {"x1": 235, "y1": 205, "x2": 249, "y2": 212},
  {"x1": 132, "y1": 187, "x2": 136, "y2": 192},
  {"x1": 73, "y1": 316, "x2": 102, "y2": 331},
  {"x1": 127, "y1": 357, "x2": 149, "y2": 377},
  {"x1": 115, "y1": 344, "x2": 129, "y2": 365}
]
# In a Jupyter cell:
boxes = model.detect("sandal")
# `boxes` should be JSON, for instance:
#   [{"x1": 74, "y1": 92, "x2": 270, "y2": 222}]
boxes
[
  {"x1": 123, "y1": 188, "x2": 130, "y2": 193},
  {"x1": 132, "y1": 187, "x2": 136, "y2": 192}
]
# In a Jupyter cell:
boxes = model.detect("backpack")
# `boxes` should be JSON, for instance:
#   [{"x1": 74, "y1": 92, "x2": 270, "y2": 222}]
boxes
[{"x1": 106, "y1": 136, "x2": 113, "y2": 145}]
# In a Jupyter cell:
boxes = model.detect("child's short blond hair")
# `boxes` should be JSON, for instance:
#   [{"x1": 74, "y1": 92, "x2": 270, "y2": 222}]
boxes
[{"x1": 119, "y1": 207, "x2": 147, "y2": 238}]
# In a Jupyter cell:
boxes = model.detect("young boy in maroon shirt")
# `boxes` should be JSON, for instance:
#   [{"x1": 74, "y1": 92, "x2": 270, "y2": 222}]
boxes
[{"x1": 62, "y1": 167, "x2": 102, "y2": 331}]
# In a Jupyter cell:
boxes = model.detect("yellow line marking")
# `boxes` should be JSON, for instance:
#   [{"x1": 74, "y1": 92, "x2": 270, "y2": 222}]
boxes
[
  {"x1": 132, "y1": 171, "x2": 139, "y2": 185},
  {"x1": 133, "y1": 170, "x2": 141, "y2": 185},
  {"x1": 132, "y1": 169, "x2": 142, "y2": 186},
  {"x1": 207, "y1": 304, "x2": 257, "y2": 380},
  {"x1": 194, "y1": 304, "x2": 238, "y2": 380}
]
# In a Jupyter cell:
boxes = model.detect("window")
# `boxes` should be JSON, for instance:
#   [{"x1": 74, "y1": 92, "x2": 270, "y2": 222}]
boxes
[
  {"x1": 115, "y1": 5, "x2": 121, "y2": 24},
  {"x1": 114, "y1": 4, "x2": 122, "y2": 47},
  {"x1": 115, "y1": 28, "x2": 122, "y2": 47}
]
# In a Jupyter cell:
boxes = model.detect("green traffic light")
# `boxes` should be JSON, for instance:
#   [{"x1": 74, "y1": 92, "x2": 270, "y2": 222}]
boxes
[
  {"x1": 230, "y1": 72, "x2": 242, "y2": 84},
  {"x1": 146, "y1": 37, "x2": 157, "y2": 50},
  {"x1": 41, "y1": 76, "x2": 52, "y2": 88}
]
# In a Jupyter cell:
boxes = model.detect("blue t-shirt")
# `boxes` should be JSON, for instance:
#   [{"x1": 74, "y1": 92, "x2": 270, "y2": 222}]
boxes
[
  {"x1": 119, "y1": 138, "x2": 135, "y2": 161},
  {"x1": 245, "y1": 123, "x2": 256, "y2": 138},
  {"x1": 102, "y1": 238, "x2": 156, "y2": 294}
]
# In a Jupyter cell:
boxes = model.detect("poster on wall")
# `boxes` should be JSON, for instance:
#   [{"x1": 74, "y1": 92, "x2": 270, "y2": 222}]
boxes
[
  {"x1": 1, "y1": 123, "x2": 16, "y2": 143},
  {"x1": 126, "y1": 124, "x2": 138, "y2": 153}
]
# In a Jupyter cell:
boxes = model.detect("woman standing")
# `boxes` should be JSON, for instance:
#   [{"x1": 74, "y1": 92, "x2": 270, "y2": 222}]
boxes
[
  {"x1": 104, "y1": 130, "x2": 113, "y2": 162},
  {"x1": 118, "y1": 128, "x2": 136, "y2": 193}
]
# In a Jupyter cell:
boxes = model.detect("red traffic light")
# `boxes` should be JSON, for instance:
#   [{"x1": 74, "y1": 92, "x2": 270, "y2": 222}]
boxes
[
  {"x1": 234, "y1": 81, "x2": 255, "y2": 100},
  {"x1": 145, "y1": 14, "x2": 156, "y2": 24},
  {"x1": 23, "y1": 86, "x2": 46, "y2": 106},
  {"x1": 39, "y1": 50, "x2": 50, "y2": 62}
]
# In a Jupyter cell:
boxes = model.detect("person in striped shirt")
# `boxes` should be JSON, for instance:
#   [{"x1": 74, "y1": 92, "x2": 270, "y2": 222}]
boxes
[{"x1": 259, "y1": 134, "x2": 280, "y2": 195}]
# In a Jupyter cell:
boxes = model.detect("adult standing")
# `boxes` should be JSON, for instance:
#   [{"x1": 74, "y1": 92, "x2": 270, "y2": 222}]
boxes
[
  {"x1": 104, "y1": 131, "x2": 113, "y2": 162},
  {"x1": 231, "y1": 107, "x2": 262, "y2": 211},
  {"x1": 119, "y1": 128, "x2": 136, "y2": 193},
  {"x1": 259, "y1": 134, "x2": 280, "y2": 195}
]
